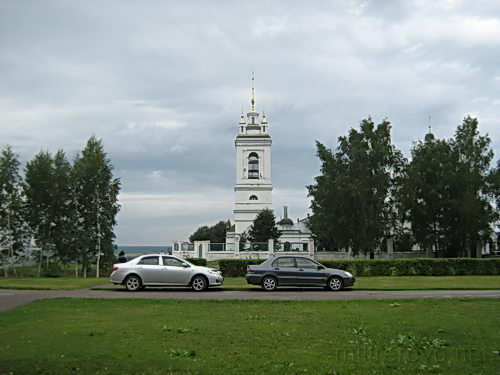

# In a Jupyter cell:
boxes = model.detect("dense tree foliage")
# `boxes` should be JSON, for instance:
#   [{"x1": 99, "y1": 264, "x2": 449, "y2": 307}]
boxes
[
  {"x1": 2, "y1": 137, "x2": 121, "y2": 277},
  {"x1": 308, "y1": 118, "x2": 405, "y2": 257},
  {"x1": 0, "y1": 146, "x2": 30, "y2": 276},
  {"x1": 248, "y1": 208, "x2": 280, "y2": 242},
  {"x1": 189, "y1": 220, "x2": 231, "y2": 243},
  {"x1": 310, "y1": 116, "x2": 499, "y2": 257},
  {"x1": 71, "y1": 137, "x2": 121, "y2": 277}
]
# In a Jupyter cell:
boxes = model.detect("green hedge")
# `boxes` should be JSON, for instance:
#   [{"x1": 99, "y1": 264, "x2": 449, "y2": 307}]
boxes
[
  {"x1": 219, "y1": 259, "x2": 266, "y2": 277},
  {"x1": 186, "y1": 258, "x2": 207, "y2": 267},
  {"x1": 218, "y1": 258, "x2": 500, "y2": 277}
]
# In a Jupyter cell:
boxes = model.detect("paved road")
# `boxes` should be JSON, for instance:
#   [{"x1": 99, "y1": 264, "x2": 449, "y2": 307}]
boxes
[{"x1": 1, "y1": 286, "x2": 499, "y2": 311}]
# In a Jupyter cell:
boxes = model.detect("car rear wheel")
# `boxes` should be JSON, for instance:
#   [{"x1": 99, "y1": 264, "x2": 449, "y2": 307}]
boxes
[
  {"x1": 191, "y1": 276, "x2": 208, "y2": 291},
  {"x1": 327, "y1": 276, "x2": 343, "y2": 291},
  {"x1": 261, "y1": 276, "x2": 278, "y2": 291},
  {"x1": 125, "y1": 275, "x2": 142, "y2": 292}
]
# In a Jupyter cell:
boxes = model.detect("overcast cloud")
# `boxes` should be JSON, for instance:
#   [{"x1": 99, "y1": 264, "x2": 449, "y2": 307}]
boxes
[{"x1": 1, "y1": 0, "x2": 499, "y2": 245}]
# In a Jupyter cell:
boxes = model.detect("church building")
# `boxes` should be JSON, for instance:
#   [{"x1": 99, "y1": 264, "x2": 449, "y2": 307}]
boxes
[{"x1": 224, "y1": 79, "x2": 314, "y2": 256}]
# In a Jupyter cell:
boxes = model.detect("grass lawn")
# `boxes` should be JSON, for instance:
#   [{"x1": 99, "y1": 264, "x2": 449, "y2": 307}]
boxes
[
  {"x1": 0, "y1": 277, "x2": 109, "y2": 290},
  {"x1": 0, "y1": 298, "x2": 498, "y2": 374},
  {"x1": 217, "y1": 275, "x2": 500, "y2": 291},
  {"x1": 1, "y1": 275, "x2": 499, "y2": 291}
]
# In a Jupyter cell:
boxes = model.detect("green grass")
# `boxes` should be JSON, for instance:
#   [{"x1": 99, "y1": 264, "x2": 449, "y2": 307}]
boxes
[
  {"x1": 2, "y1": 275, "x2": 499, "y2": 291},
  {"x1": 217, "y1": 275, "x2": 500, "y2": 291},
  {"x1": 0, "y1": 298, "x2": 498, "y2": 374},
  {"x1": 0, "y1": 277, "x2": 109, "y2": 290}
]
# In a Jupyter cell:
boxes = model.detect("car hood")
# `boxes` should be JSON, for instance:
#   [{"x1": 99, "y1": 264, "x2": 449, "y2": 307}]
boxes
[
  {"x1": 191, "y1": 266, "x2": 219, "y2": 273},
  {"x1": 325, "y1": 268, "x2": 349, "y2": 276}
]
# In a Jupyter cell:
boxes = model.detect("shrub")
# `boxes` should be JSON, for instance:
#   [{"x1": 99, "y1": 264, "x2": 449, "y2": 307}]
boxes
[
  {"x1": 186, "y1": 258, "x2": 207, "y2": 267},
  {"x1": 219, "y1": 259, "x2": 266, "y2": 277},
  {"x1": 219, "y1": 258, "x2": 500, "y2": 277},
  {"x1": 320, "y1": 258, "x2": 500, "y2": 277}
]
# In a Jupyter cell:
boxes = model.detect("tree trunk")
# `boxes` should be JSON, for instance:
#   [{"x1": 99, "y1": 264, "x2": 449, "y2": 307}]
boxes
[
  {"x1": 96, "y1": 255, "x2": 100, "y2": 278},
  {"x1": 1, "y1": 254, "x2": 8, "y2": 277},
  {"x1": 369, "y1": 251, "x2": 375, "y2": 259},
  {"x1": 83, "y1": 265, "x2": 87, "y2": 278},
  {"x1": 426, "y1": 243, "x2": 432, "y2": 258},
  {"x1": 37, "y1": 246, "x2": 43, "y2": 278},
  {"x1": 75, "y1": 259, "x2": 79, "y2": 278},
  {"x1": 7, "y1": 214, "x2": 16, "y2": 276}
]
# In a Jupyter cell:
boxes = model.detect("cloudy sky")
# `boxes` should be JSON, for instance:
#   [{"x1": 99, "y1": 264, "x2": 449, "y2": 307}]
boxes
[{"x1": 1, "y1": 0, "x2": 499, "y2": 245}]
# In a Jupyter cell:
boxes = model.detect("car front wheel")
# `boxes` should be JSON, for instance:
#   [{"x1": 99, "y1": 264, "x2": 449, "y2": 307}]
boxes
[
  {"x1": 191, "y1": 276, "x2": 208, "y2": 291},
  {"x1": 125, "y1": 275, "x2": 142, "y2": 292},
  {"x1": 327, "y1": 276, "x2": 343, "y2": 291},
  {"x1": 261, "y1": 276, "x2": 278, "y2": 292}
]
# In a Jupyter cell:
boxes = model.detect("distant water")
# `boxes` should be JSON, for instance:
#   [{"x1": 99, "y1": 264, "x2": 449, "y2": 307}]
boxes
[{"x1": 117, "y1": 245, "x2": 172, "y2": 258}]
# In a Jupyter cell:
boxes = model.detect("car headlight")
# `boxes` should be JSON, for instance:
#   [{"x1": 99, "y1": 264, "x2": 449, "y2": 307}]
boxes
[
  {"x1": 208, "y1": 270, "x2": 220, "y2": 275},
  {"x1": 343, "y1": 271, "x2": 353, "y2": 278}
]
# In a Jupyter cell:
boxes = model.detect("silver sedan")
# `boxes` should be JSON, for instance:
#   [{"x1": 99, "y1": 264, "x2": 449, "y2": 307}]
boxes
[{"x1": 110, "y1": 254, "x2": 223, "y2": 291}]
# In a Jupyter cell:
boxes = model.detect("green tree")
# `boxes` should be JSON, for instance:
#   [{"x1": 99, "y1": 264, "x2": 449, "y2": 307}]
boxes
[
  {"x1": 248, "y1": 209, "x2": 280, "y2": 243},
  {"x1": 24, "y1": 150, "x2": 55, "y2": 277},
  {"x1": 72, "y1": 136, "x2": 121, "y2": 277},
  {"x1": 448, "y1": 116, "x2": 497, "y2": 257},
  {"x1": 50, "y1": 150, "x2": 74, "y2": 264},
  {"x1": 403, "y1": 134, "x2": 457, "y2": 256},
  {"x1": 0, "y1": 146, "x2": 30, "y2": 277},
  {"x1": 307, "y1": 118, "x2": 405, "y2": 257},
  {"x1": 189, "y1": 220, "x2": 231, "y2": 243},
  {"x1": 189, "y1": 225, "x2": 211, "y2": 243}
]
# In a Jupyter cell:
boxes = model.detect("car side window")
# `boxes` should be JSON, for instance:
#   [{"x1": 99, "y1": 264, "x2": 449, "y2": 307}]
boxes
[
  {"x1": 162, "y1": 257, "x2": 183, "y2": 267},
  {"x1": 138, "y1": 256, "x2": 159, "y2": 265},
  {"x1": 295, "y1": 258, "x2": 317, "y2": 269},
  {"x1": 273, "y1": 257, "x2": 295, "y2": 268}
]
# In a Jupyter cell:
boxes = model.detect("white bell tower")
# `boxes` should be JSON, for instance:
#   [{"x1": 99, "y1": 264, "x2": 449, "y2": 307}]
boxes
[{"x1": 233, "y1": 75, "x2": 273, "y2": 234}]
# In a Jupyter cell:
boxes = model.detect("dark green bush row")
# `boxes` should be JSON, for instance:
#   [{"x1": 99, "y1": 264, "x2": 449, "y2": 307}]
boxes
[
  {"x1": 218, "y1": 258, "x2": 500, "y2": 277},
  {"x1": 320, "y1": 258, "x2": 500, "y2": 277},
  {"x1": 186, "y1": 258, "x2": 207, "y2": 266},
  {"x1": 219, "y1": 259, "x2": 266, "y2": 277}
]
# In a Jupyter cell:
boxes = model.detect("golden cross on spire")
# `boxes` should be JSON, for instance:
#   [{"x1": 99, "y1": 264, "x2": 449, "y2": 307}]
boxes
[
  {"x1": 428, "y1": 115, "x2": 432, "y2": 134},
  {"x1": 251, "y1": 71, "x2": 255, "y2": 110}
]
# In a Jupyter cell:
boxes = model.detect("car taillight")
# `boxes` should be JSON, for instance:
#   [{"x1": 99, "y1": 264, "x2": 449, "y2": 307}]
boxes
[
  {"x1": 112, "y1": 266, "x2": 119, "y2": 271},
  {"x1": 247, "y1": 267, "x2": 253, "y2": 273}
]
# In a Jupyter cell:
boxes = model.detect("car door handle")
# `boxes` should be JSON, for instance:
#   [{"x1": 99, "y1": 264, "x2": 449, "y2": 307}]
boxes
[
  {"x1": 298, "y1": 269, "x2": 304, "y2": 271},
  {"x1": 274, "y1": 267, "x2": 280, "y2": 270}
]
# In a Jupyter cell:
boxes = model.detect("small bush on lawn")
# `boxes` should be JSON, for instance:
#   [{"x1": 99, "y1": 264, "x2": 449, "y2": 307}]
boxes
[
  {"x1": 218, "y1": 258, "x2": 500, "y2": 277},
  {"x1": 219, "y1": 259, "x2": 266, "y2": 277},
  {"x1": 186, "y1": 258, "x2": 207, "y2": 266}
]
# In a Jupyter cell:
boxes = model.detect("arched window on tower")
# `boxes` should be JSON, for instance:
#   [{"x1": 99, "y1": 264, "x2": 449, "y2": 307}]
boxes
[
  {"x1": 249, "y1": 195, "x2": 258, "y2": 200},
  {"x1": 248, "y1": 152, "x2": 259, "y2": 179}
]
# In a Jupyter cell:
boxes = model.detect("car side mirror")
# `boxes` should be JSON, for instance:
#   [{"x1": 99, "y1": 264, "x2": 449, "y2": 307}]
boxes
[
  {"x1": 182, "y1": 263, "x2": 190, "y2": 268},
  {"x1": 317, "y1": 265, "x2": 325, "y2": 270}
]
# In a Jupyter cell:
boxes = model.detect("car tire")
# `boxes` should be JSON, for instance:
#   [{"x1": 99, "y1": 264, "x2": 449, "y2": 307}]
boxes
[
  {"x1": 191, "y1": 275, "x2": 208, "y2": 292},
  {"x1": 326, "y1": 276, "x2": 343, "y2": 291},
  {"x1": 261, "y1": 276, "x2": 278, "y2": 292},
  {"x1": 124, "y1": 275, "x2": 142, "y2": 292}
]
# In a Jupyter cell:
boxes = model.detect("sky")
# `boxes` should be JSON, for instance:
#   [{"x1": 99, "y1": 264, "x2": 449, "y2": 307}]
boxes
[{"x1": 1, "y1": 0, "x2": 499, "y2": 245}]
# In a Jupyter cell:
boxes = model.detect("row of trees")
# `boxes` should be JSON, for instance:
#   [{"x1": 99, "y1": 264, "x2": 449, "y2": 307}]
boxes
[
  {"x1": 189, "y1": 209, "x2": 280, "y2": 244},
  {"x1": 0, "y1": 136, "x2": 121, "y2": 277},
  {"x1": 308, "y1": 116, "x2": 499, "y2": 258}
]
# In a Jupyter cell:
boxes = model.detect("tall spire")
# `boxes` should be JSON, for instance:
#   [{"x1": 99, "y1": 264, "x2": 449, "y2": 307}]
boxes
[
  {"x1": 425, "y1": 115, "x2": 435, "y2": 142},
  {"x1": 251, "y1": 71, "x2": 255, "y2": 110}
]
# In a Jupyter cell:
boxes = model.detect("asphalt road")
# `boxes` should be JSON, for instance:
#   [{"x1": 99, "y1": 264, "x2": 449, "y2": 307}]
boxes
[{"x1": 1, "y1": 286, "x2": 500, "y2": 311}]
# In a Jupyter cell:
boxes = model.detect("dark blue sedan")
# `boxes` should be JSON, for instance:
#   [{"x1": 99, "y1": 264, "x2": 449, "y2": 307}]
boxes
[{"x1": 245, "y1": 256, "x2": 355, "y2": 291}]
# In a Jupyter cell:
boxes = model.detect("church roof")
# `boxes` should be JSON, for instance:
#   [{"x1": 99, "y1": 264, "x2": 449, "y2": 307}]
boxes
[{"x1": 277, "y1": 217, "x2": 294, "y2": 226}]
